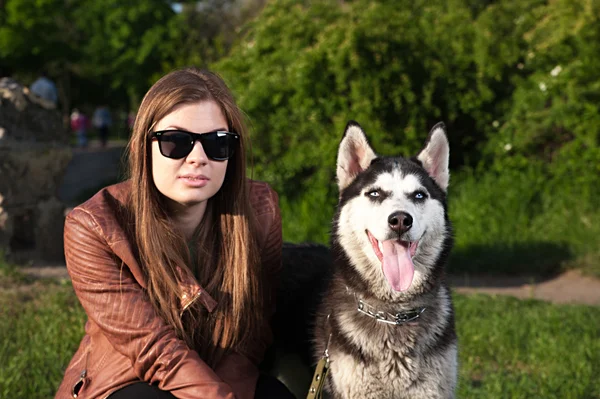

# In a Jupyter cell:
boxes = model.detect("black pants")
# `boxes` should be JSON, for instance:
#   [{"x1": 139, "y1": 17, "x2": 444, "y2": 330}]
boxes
[
  {"x1": 98, "y1": 126, "x2": 109, "y2": 147},
  {"x1": 108, "y1": 374, "x2": 296, "y2": 399}
]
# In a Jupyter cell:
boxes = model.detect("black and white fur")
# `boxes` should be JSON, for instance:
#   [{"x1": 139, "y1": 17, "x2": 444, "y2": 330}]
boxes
[{"x1": 313, "y1": 121, "x2": 457, "y2": 398}]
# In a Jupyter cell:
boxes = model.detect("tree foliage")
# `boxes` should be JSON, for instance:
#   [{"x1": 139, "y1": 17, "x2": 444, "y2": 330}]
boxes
[
  {"x1": 486, "y1": 0, "x2": 600, "y2": 161},
  {"x1": 1, "y1": 0, "x2": 598, "y2": 255},
  {"x1": 0, "y1": 0, "x2": 266, "y2": 111},
  {"x1": 214, "y1": 0, "x2": 600, "y2": 243},
  {"x1": 161, "y1": 0, "x2": 267, "y2": 72},
  {"x1": 0, "y1": 0, "x2": 176, "y2": 111}
]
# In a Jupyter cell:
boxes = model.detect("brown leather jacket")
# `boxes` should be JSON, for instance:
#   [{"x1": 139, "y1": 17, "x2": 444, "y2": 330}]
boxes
[{"x1": 55, "y1": 180, "x2": 282, "y2": 399}]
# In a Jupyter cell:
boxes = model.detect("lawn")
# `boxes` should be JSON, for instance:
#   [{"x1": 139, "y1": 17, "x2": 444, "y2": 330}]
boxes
[
  {"x1": 455, "y1": 294, "x2": 600, "y2": 398},
  {"x1": 1, "y1": 265, "x2": 599, "y2": 398},
  {"x1": 0, "y1": 269, "x2": 85, "y2": 398}
]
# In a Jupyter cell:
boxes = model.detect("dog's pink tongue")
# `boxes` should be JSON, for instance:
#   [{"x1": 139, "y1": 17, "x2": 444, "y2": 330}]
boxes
[{"x1": 382, "y1": 240, "x2": 414, "y2": 292}]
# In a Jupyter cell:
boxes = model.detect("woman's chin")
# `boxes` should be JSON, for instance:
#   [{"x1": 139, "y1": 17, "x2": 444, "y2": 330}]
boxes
[
  {"x1": 162, "y1": 195, "x2": 209, "y2": 212},
  {"x1": 179, "y1": 197, "x2": 210, "y2": 207}
]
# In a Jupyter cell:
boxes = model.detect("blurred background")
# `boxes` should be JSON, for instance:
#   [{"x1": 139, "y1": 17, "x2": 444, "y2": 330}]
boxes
[{"x1": 1, "y1": 1, "x2": 599, "y2": 398}]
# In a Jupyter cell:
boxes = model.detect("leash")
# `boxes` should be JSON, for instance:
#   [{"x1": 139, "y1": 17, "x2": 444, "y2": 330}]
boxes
[{"x1": 306, "y1": 315, "x2": 332, "y2": 399}]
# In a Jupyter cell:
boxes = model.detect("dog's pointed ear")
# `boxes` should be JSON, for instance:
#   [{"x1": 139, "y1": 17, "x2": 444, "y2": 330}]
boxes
[
  {"x1": 337, "y1": 121, "x2": 377, "y2": 191},
  {"x1": 417, "y1": 122, "x2": 450, "y2": 192}
]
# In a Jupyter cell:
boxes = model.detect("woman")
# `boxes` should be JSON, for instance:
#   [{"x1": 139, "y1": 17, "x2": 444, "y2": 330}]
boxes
[{"x1": 55, "y1": 68, "x2": 291, "y2": 399}]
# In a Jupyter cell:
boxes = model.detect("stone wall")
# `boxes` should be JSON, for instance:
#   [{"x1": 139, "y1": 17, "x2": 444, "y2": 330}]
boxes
[{"x1": 0, "y1": 77, "x2": 72, "y2": 262}]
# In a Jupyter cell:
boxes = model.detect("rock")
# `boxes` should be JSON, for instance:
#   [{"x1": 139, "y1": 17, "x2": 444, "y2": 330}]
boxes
[
  {"x1": 0, "y1": 77, "x2": 68, "y2": 144},
  {"x1": 0, "y1": 147, "x2": 72, "y2": 207},
  {"x1": 0, "y1": 77, "x2": 72, "y2": 262},
  {"x1": 0, "y1": 193, "x2": 12, "y2": 255},
  {"x1": 35, "y1": 197, "x2": 66, "y2": 262}
]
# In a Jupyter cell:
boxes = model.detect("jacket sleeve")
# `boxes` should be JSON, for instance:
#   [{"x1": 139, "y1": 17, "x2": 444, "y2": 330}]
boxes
[
  {"x1": 64, "y1": 208, "x2": 236, "y2": 399},
  {"x1": 214, "y1": 184, "x2": 283, "y2": 399}
]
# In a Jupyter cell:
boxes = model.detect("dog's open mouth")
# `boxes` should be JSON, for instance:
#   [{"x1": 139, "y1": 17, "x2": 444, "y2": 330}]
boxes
[{"x1": 367, "y1": 230, "x2": 418, "y2": 292}]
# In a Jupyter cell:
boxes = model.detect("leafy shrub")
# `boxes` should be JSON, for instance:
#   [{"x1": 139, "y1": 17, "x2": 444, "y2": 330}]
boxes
[
  {"x1": 213, "y1": 0, "x2": 600, "y2": 275},
  {"x1": 450, "y1": 147, "x2": 600, "y2": 275}
]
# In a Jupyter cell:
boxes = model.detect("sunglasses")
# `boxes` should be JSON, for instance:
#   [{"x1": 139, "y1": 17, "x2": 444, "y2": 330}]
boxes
[{"x1": 151, "y1": 129, "x2": 239, "y2": 160}]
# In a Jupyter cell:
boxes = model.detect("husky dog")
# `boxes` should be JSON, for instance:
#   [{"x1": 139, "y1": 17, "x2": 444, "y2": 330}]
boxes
[{"x1": 313, "y1": 121, "x2": 457, "y2": 398}]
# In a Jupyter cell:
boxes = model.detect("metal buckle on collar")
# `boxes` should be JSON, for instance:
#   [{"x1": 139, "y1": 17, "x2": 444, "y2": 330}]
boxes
[
  {"x1": 355, "y1": 295, "x2": 426, "y2": 326},
  {"x1": 394, "y1": 307, "x2": 426, "y2": 323}
]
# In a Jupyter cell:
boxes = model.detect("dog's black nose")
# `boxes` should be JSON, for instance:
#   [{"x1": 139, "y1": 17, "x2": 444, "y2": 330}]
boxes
[{"x1": 388, "y1": 211, "x2": 413, "y2": 234}]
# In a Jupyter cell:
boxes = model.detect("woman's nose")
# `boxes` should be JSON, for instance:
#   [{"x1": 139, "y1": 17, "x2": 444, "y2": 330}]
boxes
[{"x1": 186, "y1": 140, "x2": 209, "y2": 165}]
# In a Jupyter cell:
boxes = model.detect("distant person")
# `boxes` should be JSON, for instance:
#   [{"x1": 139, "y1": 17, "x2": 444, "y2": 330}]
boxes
[
  {"x1": 30, "y1": 71, "x2": 58, "y2": 106},
  {"x1": 127, "y1": 111, "x2": 136, "y2": 131},
  {"x1": 70, "y1": 108, "x2": 90, "y2": 148},
  {"x1": 92, "y1": 105, "x2": 112, "y2": 147}
]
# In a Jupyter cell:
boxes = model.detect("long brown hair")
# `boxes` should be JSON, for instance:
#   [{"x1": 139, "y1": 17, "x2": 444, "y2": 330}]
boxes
[{"x1": 127, "y1": 67, "x2": 262, "y2": 367}]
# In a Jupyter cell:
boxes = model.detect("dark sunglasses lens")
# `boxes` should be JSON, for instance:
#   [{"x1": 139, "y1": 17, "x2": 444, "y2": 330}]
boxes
[
  {"x1": 158, "y1": 131, "x2": 193, "y2": 159},
  {"x1": 200, "y1": 132, "x2": 236, "y2": 160}
]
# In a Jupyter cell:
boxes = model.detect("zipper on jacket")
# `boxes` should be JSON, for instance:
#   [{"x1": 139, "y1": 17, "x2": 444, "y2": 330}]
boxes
[{"x1": 71, "y1": 351, "x2": 90, "y2": 398}]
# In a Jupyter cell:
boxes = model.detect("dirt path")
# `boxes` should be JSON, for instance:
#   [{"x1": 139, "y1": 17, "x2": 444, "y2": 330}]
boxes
[
  {"x1": 18, "y1": 264, "x2": 600, "y2": 306},
  {"x1": 57, "y1": 139, "x2": 126, "y2": 206},
  {"x1": 448, "y1": 270, "x2": 600, "y2": 306}
]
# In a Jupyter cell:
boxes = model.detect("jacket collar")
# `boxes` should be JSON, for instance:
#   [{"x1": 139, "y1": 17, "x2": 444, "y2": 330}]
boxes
[{"x1": 176, "y1": 266, "x2": 217, "y2": 313}]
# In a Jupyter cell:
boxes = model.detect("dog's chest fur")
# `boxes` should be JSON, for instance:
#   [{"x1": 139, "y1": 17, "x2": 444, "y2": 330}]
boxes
[
  {"x1": 331, "y1": 318, "x2": 421, "y2": 387},
  {"x1": 316, "y1": 279, "x2": 457, "y2": 399}
]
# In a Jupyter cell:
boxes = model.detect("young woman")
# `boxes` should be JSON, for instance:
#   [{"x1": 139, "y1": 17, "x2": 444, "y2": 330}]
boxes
[{"x1": 55, "y1": 68, "x2": 291, "y2": 399}]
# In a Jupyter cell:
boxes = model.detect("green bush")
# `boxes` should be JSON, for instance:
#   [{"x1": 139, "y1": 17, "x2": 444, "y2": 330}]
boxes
[
  {"x1": 215, "y1": 0, "x2": 518, "y2": 242},
  {"x1": 485, "y1": 0, "x2": 600, "y2": 161},
  {"x1": 450, "y1": 147, "x2": 600, "y2": 276},
  {"x1": 212, "y1": 0, "x2": 600, "y2": 276}
]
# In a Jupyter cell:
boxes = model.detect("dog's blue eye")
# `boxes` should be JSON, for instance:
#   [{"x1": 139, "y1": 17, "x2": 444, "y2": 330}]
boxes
[
  {"x1": 414, "y1": 191, "x2": 426, "y2": 200},
  {"x1": 367, "y1": 190, "x2": 380, "y2": 198}
]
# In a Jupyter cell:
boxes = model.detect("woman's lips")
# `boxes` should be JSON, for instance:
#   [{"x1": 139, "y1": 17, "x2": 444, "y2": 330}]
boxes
[{"x1": 179, "y1": 174, "x2": 209, "y2": 187}]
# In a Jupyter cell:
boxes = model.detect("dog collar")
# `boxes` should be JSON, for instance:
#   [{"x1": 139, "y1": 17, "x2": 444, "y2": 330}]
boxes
[{"x1": 347, "y1": 288, "x2": 426, "y2": 326}]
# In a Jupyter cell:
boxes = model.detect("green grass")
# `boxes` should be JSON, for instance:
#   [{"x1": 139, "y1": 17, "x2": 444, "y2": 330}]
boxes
[
  {"x1": 1, "y1": 263, "x2": 599, "y2": 398},
  {"x1": 0, "y1": 264, "x2": 86, "y2": 399},
  {"x1": 455, "y1": 294, "x2": 600, "y2": 398}
]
